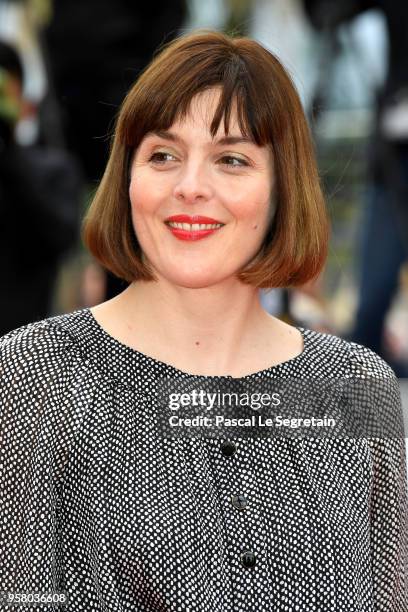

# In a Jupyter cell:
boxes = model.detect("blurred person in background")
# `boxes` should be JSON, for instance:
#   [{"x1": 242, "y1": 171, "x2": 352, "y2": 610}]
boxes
[
  {"x1": 43, "y1": 0, "x2": 188, "y2": 303},
  {"x1": 249, "y1": 0, "x2": 333, "y2": 327},
  {"x1": 350, "y1": 0, "x2": 408, "y2": 376},
  {"x1": 0, "y1": 40, "x2": 82, "y2": 335},
  {"x1": 303, "y1": 0, "x2": 408, "y2": 375}
]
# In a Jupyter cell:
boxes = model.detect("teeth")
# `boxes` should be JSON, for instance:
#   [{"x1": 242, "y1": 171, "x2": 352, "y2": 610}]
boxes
[{"x1": 167, "y1": 222, "x2": 223, "y2": 230}]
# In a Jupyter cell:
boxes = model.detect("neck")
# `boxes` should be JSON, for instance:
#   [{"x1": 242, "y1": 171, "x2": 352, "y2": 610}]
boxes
[{"x1": 113, "y1": 277, "x2": 276, "y2": 374}]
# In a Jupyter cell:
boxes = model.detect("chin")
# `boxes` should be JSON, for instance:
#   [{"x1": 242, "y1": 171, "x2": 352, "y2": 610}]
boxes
[{"x1": 162, "y1": 269, "x2": 225, "y2": 289}]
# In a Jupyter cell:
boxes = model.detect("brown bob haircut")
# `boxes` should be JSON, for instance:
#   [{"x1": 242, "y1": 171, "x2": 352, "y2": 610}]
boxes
[{"x1": 82, "y1": 29, "x2": 330, "y2": 289}]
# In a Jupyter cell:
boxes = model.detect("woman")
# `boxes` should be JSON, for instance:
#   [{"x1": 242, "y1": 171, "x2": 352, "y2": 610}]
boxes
[{"x1": 0, "y1": 30, "x2": 406, "y2": 611}]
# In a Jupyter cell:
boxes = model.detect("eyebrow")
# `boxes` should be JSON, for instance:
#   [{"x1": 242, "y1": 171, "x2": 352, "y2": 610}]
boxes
[{"x1": 146, "y1": 129, "x2": 255, "y2": 146}]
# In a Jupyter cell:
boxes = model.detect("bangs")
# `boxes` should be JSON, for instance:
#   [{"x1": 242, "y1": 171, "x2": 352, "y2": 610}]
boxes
[{"x1": 119, "y1": 49, "x2": 272, "y2": 150}]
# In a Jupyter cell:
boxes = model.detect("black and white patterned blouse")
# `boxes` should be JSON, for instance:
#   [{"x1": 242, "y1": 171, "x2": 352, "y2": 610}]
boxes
[{"x1": 0, "y1": 307, "x2": 407, "y2": 611}]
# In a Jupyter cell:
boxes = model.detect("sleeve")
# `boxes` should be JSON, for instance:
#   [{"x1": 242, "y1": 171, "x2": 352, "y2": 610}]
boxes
[
  {"x1": 349, "y1": 342, "x2": 408, "y2": 611},
  {"x1": 0, "y1": 322, "x2": 86, "y2": 610}
]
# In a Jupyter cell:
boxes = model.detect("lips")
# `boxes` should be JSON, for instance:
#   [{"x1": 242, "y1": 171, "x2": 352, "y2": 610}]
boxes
[
  {"x1": 165, "y1": 214, "x2": 225, "y2": 225},
  {"x1": 164, "y1": 214, "x2": 225, "y2": 241}
]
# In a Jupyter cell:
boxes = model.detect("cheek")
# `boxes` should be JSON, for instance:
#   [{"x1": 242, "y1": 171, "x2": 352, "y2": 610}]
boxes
[
  {"x1": 234, "y1": 184, "x2": 273, "y2": 225},
  {"x1": 129, "y1": 177, "x2": 156, "y2": 216},
  {"x1": 249, "y1": 195, "x2": 275, "y2": 233},
  {"x1": 128, "y1": 181, "x2": 152, "y2": 238},
  {"x1": 129, "y1": 167, "x2": 172, "y2": 212}
]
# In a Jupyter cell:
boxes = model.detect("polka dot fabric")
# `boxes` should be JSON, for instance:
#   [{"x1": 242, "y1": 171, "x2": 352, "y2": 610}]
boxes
[{"x1": 0, "y1": 307, "x2": 407, "y2": 611}]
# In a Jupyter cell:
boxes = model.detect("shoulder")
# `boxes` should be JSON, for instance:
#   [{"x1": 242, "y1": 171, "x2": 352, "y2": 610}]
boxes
[
  {"x1": 0, "y1": 310, "x2": 96, "y2": 455},
  {"x1": 346, "y1": 339, "x2": 397, "y2": 379},
  {"x1": 1, "y1": 313, "x2": 75, "y2": 360},
  {"x1": 302, "y1": 326, "x2": 397, "y2": 379},
  {"x1": 303, "y1": 330, "x2": 405, "y2": 454},
  {"x1": 0, "y1": 311, "x2": 95, "y2": 487},
  {"x1": 0, "y1": 310, "x2": 87, "y2": 388}
]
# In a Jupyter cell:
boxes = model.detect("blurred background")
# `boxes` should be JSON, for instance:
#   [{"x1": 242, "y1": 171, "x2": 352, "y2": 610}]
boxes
[{"x1": 0, "y1": 0, "x2": 407, "y2": 379}]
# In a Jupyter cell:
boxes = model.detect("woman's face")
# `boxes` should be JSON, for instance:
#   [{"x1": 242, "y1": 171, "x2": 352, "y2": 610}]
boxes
[{"x1": 129, "y1": 87, "x2": 276, "y2": 288}]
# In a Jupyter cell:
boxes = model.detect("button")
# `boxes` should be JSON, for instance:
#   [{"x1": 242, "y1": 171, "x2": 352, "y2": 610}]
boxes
[
  {"x1": 240, "y1": 550, "x2": 256, "y2": 568},
  {"x1": 231, "y1": 494, "x2": 247, "y2": 510},
  {"x1": 220, "y1": 440, "x2": 236, "y2": 457}
]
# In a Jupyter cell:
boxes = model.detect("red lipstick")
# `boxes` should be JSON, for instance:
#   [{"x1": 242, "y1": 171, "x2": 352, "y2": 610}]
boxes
[{"x1": 164, "y1": 214, "x2": 225, "y2": 241}]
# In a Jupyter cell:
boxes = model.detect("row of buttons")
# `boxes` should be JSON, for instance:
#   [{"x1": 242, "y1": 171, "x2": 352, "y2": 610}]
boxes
[{"x1": 220, "y1": 440, "x2": 256, "y2": 569}]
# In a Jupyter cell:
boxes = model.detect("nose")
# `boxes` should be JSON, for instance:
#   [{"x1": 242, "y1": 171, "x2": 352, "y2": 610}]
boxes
[{"x1": 173, "y1": 159, "x2": 213, "y2": 203}]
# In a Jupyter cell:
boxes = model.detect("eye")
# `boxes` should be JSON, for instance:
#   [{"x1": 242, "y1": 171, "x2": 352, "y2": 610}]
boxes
[
  {"x1": 148, "y1": 151, "x2": 177, "y2": 164},
  {"x1": 219, "y1": 155, "x2": 249, "y2": 168},
  {"x1": 147, "y1": 151, "x2": 249, "y2": 167}
]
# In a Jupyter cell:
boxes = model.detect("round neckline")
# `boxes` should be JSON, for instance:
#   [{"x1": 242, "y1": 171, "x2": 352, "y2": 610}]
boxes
[{"x1": 83, "y1": 306, "x2": 311, "y2": 380}]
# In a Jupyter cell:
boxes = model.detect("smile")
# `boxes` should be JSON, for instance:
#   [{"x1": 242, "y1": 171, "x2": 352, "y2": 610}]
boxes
[
  {"x1": 165, "y1": 221, "x2": 224, "y2": 241},
  {"x1": 167, "y1": 222, "x2": 223, "y2": 230}
]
